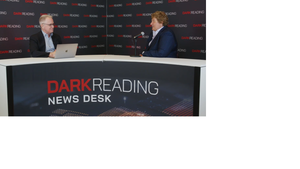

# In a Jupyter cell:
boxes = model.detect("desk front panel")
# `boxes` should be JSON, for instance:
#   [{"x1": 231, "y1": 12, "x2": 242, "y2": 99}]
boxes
[{"x1": 7, "y1": 61, "x2": 201, "y2": 116}]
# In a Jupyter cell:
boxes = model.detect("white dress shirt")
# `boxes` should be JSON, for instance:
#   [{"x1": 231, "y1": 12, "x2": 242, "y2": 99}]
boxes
[{"x1": 42, "y1": 31, "x2": 55, "y2": 53}]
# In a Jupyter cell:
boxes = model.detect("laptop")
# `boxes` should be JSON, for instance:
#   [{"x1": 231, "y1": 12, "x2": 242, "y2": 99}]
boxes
[{"x1": 53, "y1": 43, "x2": 78, "y2": 59}]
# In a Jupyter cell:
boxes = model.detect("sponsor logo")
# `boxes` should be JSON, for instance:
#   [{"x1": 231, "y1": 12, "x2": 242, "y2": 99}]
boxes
[
  {"x1": 182, "y1": 10, "x2": 205, "y2": 15},
  {"x1": 145, "y1": 25, "x2": 152, "y2": 27},
  {"x1": 165, "y1": 12, "x2": 177, "y2": 16},
  {"x1": 91, "y1": 4, "x2": 105, "y2": 8},
  {"x1": 126, "y1": 24, "x2": 141, "y2": 28},
  {"x1": 109, "y1": 25, "x2": 123, "y2": 28},
  {"x1": 0, "y1": 49, "x2": 22, "y2": 54},
  {"x1": 72, "y1": 25, "x2": 87, "y2": 28},
  {"x1": 102, "y1": 15, "x2": 114, "y2": 18},
  {"x1": 78, "y1": 46, "x2": 88, "y2": 49},
  {"x1": 13, "y1": 12, "x2": 35, "y2": 16},
  {"x1": 84, "y1": 15, "x2": 98, "y2": 18},
  {"x1": 193, "y1": 24, "x2": 206, "y2": 27},
  {"x1": 192, "y1": 50, "x2": 206, "y2": 53},
  {"x1": 126, "y1": 45, "x2": 141, "y2": 49},
  {"x1": 0, "y1": 25, "x2": 21, "y2": 28},
  {"x1": 72, "y1": 3, "x2": 87, "y2": 7},
  {"x1": 177, "y1": 48, "x2": 186, "y2": 52},
  {"x1": 50, "y1": 1, "x2": 67, "y2": 5},
  {"x1": 15, "y1": 37, "x2": 29, "y2": 41},
  {"x1": 118, "y1": 14, "x2": 132, "y2": 17},
  {"x1": 84, "y1": 35, "x2": 98, "y2": 38},
  {"x1": 91, "y1": 45, "x2": 105, "y2": 48},
  {"x1": 146, "y1": 1, "x2": 163, "y2": 5},
  {"x1": 0, "y1": 37, "x2": 9, "y2": 41},
  {"x1": 136, "y1": 13, "x2": 152, "y2": 17},
  {"x1": 91, "y1": 25, "x2": 105, "y2": 28},
  {"x1": 181, "y1": 36, "x2": 203, "y2": 40},
  {"x1": 109, "y1": 45, "x2": 122, "y2": 48},
  {"x1": 126, "y1": 2, "x2": 142, "y2": 6},
  {"x1": 25, "y1": 0, "x2": 45, "y2": 4},
  {"x1": 168, "y1": 0, "x2": 188, "y2": 3},
  {"x1": 40, "y1": 13, "x2": 59, "y2": 17},
  {"x1": 102, "y1": 35, "x2": 114, "y2": 38},
  {"x1": 168, "y1": 24, "x2": 187, "y2": 28},
  {"x1": 63, "y1": 14, "x2": 80, "y2": 17},
  {"x1": 54, "y1": 25, "x2": 68, "y2": 28},
  {"x1": 118, "y1": 35, "x2": 132, "y2": 38},
  {"x1": 109, "y1": 4, "x2": 122, "y2": 7},
  {"x1": 64, "y1": 35, "x2": 80, "y2": 39},
  {"x1": 26, "y1": 25, "x2": 41, "y2": 28},
  {"x1": 0, "y1": 11, "x2": 7, "y2": 15}
]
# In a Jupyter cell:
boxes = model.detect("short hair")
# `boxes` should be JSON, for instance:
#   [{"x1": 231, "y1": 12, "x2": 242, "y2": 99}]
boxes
[
  {"x1": 151, "y1": 11, "x2": 169, "y2": 26},
  {"x1": 39, "y1": 15, "x2": 53, "y2": 24}
]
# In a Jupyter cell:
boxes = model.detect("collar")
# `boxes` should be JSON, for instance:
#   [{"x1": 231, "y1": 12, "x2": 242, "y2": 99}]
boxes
[
  {"x1": 42, "y1": 30, "x2": 53, "y2": 38},
  {"x1": 153, "y1": 26, "x2": 164, "y2": 37}
]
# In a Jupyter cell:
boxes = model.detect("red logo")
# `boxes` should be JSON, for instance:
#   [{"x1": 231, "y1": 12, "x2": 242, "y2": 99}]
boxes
[
  {"x1": 64, "y1": 35, "x2": 80, "y2": 39},
  {"x1": 109, "y1": 4, "x2": 122, "y2": 7},
  {"x1": 91, "y1": 45, "x2": 105, "y2": 48},
  {"x1": 0, "y1": 49, "x2": 22, "y2": 54},
  {"x1": 182, "y1": 10, "x2": 205, "y2": 15},
  {"x1": 168, "y1": 0, "x2": 188, "y2": 3},
  {"x1": 72, "y1": 3, "x2": 87, "y2": 6},
  {"x1": 0, "y1": 50, "x2": 9, "y2": 54},
  {"x1": 15, "y1": 37, "x2": 29, "y2": 41},
  {"x1": 126, "y1": 2, "x2": 142, "y2": 6},
  {"x1": 109, "y1": 44, "x2": 122, "y2": 48},
  {"x1": 25, "y1": 0, "x2": 45, "y2": 4},
  {"x1": 126, "y1": 45, "x2": 141, "y2": 49},
  {"x1": 84, "y1": 35, "x2": 98, "y2": 38},
  {"x1": 48, "y1": 79, "x2": 92, "y2": 94},
  {"x1": 91, "y1": 25, "x2": 105, "y2": 28},
  {"x1": 84, "y1": 15, "x2": 98, "y2": 18},
  {"x1": 102, "y1": 15, "x2": 114, "y2": 18},
  {"x1": 0, "y1": 25, "x2": 21, "y2": 28},
  {"x1": 192, "y1": 50, "x2": 206, "y2": 53},
  {"x1": 50, "y1": 1, "x2": 67, "y2": 5},
  {"x1": 193, "y1": 24, "x2": 206, "y2": 27},
  {"x1": 146, "y1": 1, "x2": 163, "y2": 5},
  {"x1": 91, "y1": 4, "x2": 105, "y2": 8},
  {"x1": 181, "y1": 36, "x2": 203, "y2": 40}
]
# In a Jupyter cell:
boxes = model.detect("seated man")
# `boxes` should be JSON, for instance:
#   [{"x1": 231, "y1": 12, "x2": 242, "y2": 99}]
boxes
[
  {"x1": 141, "y1": 11, "x2": 178, "y2": 57},
  {"x1": 29, "y1": 15, "x2": 62, "y2": 58}
]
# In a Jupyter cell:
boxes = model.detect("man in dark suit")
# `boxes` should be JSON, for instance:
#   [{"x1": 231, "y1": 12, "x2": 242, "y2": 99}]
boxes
[
  {"x1": 29, "y1": 15, "x2": 62, "y2": 58},
  {"x1": 141, "y1": 11, "x2": 178, "y2": 58}
]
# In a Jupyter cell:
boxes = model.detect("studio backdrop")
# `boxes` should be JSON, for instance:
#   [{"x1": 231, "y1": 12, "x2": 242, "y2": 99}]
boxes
[{"x1": 0, "y1": 0, "x2": 205, "y2": 59}]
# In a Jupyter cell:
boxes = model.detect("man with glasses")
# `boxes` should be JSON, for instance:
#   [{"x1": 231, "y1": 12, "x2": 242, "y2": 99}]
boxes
[{"x1": 29, "y1": 15, "x2": 62, "y2": 58}]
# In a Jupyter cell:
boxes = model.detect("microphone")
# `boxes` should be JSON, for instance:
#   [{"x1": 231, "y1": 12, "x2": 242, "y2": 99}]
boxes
[{"x1": 133, "y1": 32, "x2": 145, "y2": 39}]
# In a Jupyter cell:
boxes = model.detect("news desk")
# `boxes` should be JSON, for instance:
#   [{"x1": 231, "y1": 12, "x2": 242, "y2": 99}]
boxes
[{"x1": 0, "y1": 55, "x2": 206, "y2": 116}]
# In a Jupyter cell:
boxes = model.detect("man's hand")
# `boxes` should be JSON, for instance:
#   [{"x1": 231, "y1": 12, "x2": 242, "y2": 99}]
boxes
[{"x1": 49, "y1": 50, "x2": 56, "y2": 58}]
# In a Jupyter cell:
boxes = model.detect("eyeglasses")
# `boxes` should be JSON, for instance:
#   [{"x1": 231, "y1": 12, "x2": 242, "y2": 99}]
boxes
[{"x1": 42, "y1": 23, "x2": 55, "y2": 27}]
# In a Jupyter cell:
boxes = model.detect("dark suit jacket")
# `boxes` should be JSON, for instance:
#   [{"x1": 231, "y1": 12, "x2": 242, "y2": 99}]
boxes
[
  {"x1": 143, "y1": 26, "x2": 178, "y2": 57},
  {"x1": 29, "y1": 31, "x2": 62, "y2": 57}
]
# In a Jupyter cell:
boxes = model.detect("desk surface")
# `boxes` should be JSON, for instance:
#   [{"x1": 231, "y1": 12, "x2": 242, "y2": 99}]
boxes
[{"x1": 0, "y1": 55, "x2": 206, "y2": 67}]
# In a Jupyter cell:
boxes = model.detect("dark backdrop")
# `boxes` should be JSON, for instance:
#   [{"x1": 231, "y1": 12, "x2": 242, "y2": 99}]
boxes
[{"x1": 0, "y1": 0, "x2": 205, "y2": 60}]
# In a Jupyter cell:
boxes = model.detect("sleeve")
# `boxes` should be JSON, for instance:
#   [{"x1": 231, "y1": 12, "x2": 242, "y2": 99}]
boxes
[{"x1": 29, "y1": 35, "x2": 50, "y2": 57}]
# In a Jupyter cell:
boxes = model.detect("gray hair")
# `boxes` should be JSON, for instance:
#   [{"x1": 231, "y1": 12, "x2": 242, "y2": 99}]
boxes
[{"x1": 39, "y1": 15, "x2": 53, "y2": 24}]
